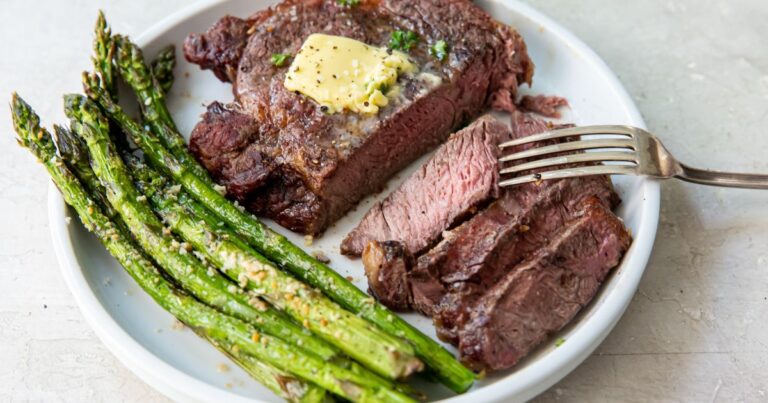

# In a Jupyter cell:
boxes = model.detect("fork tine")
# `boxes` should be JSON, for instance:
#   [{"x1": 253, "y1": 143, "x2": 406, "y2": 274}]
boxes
[
  {"x1": 499, "y1": 138, "x2": 635, "y2": 163},
  {"x1": 498, "y1": 125, "x2": 636, "y2": 149},
  {"x1": 500, "y1": 151, "x2": 638, "y2": 175},
  {"x1": 499, "y1": 165, "x2": 637, "y2": 187}
]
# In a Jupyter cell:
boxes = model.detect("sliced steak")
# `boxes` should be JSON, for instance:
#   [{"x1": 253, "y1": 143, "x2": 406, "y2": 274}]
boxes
[
  {"x1": 342, "y1": 116, "x2": 509, "y2": 256},
  {"x1": 353, "y1": 111, "x2": 626, "y2": 362},
  {"x1": 408, "y1": 112, "x2": 617, "y2": 336},
  {"x1": 457, "y1": 198, "x2": 631, "y2": 370},
  {"x1": 417, "y1": 175, "x2": 618, "y2": 342},
  {"x1": 362, "y1": 240, "x2": 413, "y2": 311},
  {"x1": 185, "y1": 0, "x2": 534, "y2": 234}
]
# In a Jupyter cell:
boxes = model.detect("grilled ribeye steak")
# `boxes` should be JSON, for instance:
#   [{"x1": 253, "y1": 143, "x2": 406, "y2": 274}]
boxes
[
  {"x1": 342, "y1": 116, "x2": 509, "y2": 256},
  {"x1": 184, "y1": 0, "x2": 534, "y2": 234}
]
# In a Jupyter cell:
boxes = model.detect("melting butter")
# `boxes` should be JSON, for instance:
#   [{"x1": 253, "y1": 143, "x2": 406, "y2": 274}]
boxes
[{"x1": 284, "y1": 33, "x2": 417, "y2": 114}]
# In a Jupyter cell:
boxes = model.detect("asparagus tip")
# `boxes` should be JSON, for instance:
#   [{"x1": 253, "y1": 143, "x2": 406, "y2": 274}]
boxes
[{"x1": 96, "y1": 10, "x2": 108, "y2": 30}]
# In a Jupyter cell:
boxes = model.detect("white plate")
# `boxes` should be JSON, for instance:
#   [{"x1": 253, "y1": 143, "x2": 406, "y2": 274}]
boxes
[{"x1": 48, "y1": 0, "x2": 660, "y2": 401}]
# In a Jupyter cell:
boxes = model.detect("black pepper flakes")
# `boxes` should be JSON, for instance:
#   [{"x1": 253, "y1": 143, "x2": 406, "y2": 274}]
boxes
[
  {"x1": 320, "y1": 105, "x2": 329, "y2": 112},
  {"x1": 363, "y1": 101, "x2": 370, "y2": 107}
]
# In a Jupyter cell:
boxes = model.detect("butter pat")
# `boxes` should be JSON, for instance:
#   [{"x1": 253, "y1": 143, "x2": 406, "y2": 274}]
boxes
[{"x1": 284, "y1": 33, "x2": 416, "y2": 114}]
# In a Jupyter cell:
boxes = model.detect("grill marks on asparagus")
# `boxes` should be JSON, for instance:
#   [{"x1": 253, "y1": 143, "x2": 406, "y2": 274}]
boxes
[{"x1": 10, "y1": 94, "x2": 324, "y2": 403}]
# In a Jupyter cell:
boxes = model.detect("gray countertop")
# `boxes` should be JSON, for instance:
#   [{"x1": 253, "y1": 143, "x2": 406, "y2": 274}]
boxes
[{"x1": 1, "y1": 0, "x2": 766, "y2": 401}]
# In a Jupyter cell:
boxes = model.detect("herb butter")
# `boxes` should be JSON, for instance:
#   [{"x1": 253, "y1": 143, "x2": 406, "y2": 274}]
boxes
[{"x1": 284, "y1": 33, "x2": 416, "y2": 114}]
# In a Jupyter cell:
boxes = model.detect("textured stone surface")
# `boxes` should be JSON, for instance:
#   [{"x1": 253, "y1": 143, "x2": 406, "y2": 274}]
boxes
[{"x1": 1, "y1": 0, "x2": 766, "y2": 401}]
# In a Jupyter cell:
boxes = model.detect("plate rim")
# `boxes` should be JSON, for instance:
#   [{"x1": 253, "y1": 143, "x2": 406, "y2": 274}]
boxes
[{"x1": 47, "y1": 0, "x2": 660, "y2": 401}]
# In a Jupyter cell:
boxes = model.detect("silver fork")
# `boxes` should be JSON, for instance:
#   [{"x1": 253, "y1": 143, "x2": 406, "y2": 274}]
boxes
[{"x1": 498, "y1": 125, "x2": 768, "y2": 189}]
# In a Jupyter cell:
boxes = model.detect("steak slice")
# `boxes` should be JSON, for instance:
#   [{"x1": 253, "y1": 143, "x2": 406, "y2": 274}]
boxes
[
  {"x1": 457, "y1": 198, "x2": 631, "y2": 370},
  {"x1": 415, "y1": 175, "x2": 618, "y2": 342},
  {"x1": 185, "y1": 0, "x2": 534, "y2": 234},
  {"x1": 362, "y1": 240, "x2": 413, "y2": 311},
  {"x1": 342, "y1": 116, "x2": 509, "y2": 256},
  {"x1": 420, "y1": 110, "x2": 621, "y2": 337}
]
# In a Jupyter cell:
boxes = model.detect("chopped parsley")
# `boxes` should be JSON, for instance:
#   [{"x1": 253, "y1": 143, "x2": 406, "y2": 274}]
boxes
[
  {"x1": 270, "y1": 53, "x2": 290, "y2": 67},
  {"x1": 389, "y1": 30, "x2": 419, "y2": 52},
  {"x1": 555, "y1": 337, "x2": 566, "y2": 347},
  {"x1": 336, "y1": 0, "x2": 360, "y2": 6},
  {"x1": 429, "y1": 40, "x2": 449, "y2": 62}
]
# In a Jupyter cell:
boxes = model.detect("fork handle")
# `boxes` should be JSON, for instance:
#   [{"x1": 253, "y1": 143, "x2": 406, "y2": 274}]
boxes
[{"x1": 675, "y1": 164, "x2": 768, "y2": 189}]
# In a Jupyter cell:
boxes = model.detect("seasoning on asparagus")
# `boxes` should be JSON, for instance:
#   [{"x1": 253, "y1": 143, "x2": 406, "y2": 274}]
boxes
[
  {"x1": 64, "y1": 93, "x2": 337, "y2": 361},
  {"x1": 129, "y1": 157, "x2": 422, "y2": 379},
  {"x1": 58, "y1": 93, "x2": 415, "y2": 402},
  {"x1": 10, "y1": 93, "x2": 325, "y2": 403}
]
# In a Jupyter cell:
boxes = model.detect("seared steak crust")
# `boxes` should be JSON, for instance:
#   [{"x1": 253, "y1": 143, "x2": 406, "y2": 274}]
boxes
[
  {"x1": 185, "y1": 0, "x2": 534, "y2": 234},
  {"x1": 362, "y1": 240, "x2": 414, "y2": 311}
]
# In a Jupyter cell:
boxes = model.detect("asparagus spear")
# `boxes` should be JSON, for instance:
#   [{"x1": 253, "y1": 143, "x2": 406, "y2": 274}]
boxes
[
  {"x1": 54, "y1": 124, "x2": 119, "y2": 221},
  {"x1": 64, "y1": 93, "x2": 338, "y2": 361},
  {"x1": 125, "y1": 155, "x2": 422, "y2": 398},
  {"x1": 83, "y1": 72, "x2": 476, "y2": 392},
  {"x1": 113, "y1": 36, "x2": 211, "y2": 182},
  {"x1": 59, "y1": 93, "x2": 415, "y2": 402},
  {"x1": 93, "y1": 11, "x2": 117, "y2": 102},
  {"x1": 10, "y1": 93, "x2": 324, "y2": 403},
  {"x1": 55, "y1": 125, "x2": 327, "y2": 402},
  {"x1": 150, "y1": 45, "x2": 176, "y2": 95},
  {"x1": 128, "y1": 156, "x2": 422, "y2": 380},
  {"x1": 203, "y1": 334, "x2": 327, "y2": 403}
]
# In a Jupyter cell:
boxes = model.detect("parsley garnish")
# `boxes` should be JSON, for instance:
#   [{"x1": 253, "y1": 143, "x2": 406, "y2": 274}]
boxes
[
  {"x1": 271, "y1": 53, "x2": 290, "y2": 67},
  {"x1": 555, "y1": 337, "x2": 566, "y2": 347},
  {"x1": 389, "y1": 30, "x2": 419, "y2": 52},
  {"x1": 336, "y1": 0, "x2": 360, "y2": 6},
  {"x1": 429, "y1": 40, "x2": 449, "y2": 62}
]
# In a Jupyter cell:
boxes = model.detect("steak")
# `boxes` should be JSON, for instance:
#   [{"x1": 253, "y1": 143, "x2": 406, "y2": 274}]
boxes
[
  {"x1": 357, "y1": 112, "x2": 631, "y2": 370},
  {"x1": 184, "y1": 0, "x2": 534, "y2": 234},
  {"x1": 414, "y1": 174, "x2": 618, "y2": 342},
  {"x1": 362, "y1": 240, "x2": 413, "y2": 311},
  {"x1": 342, "y1": 116, "x2": 509, "y2": 256},
  {"x1": 458, "y1": 198, "x2": 631, "y2": 371}
]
